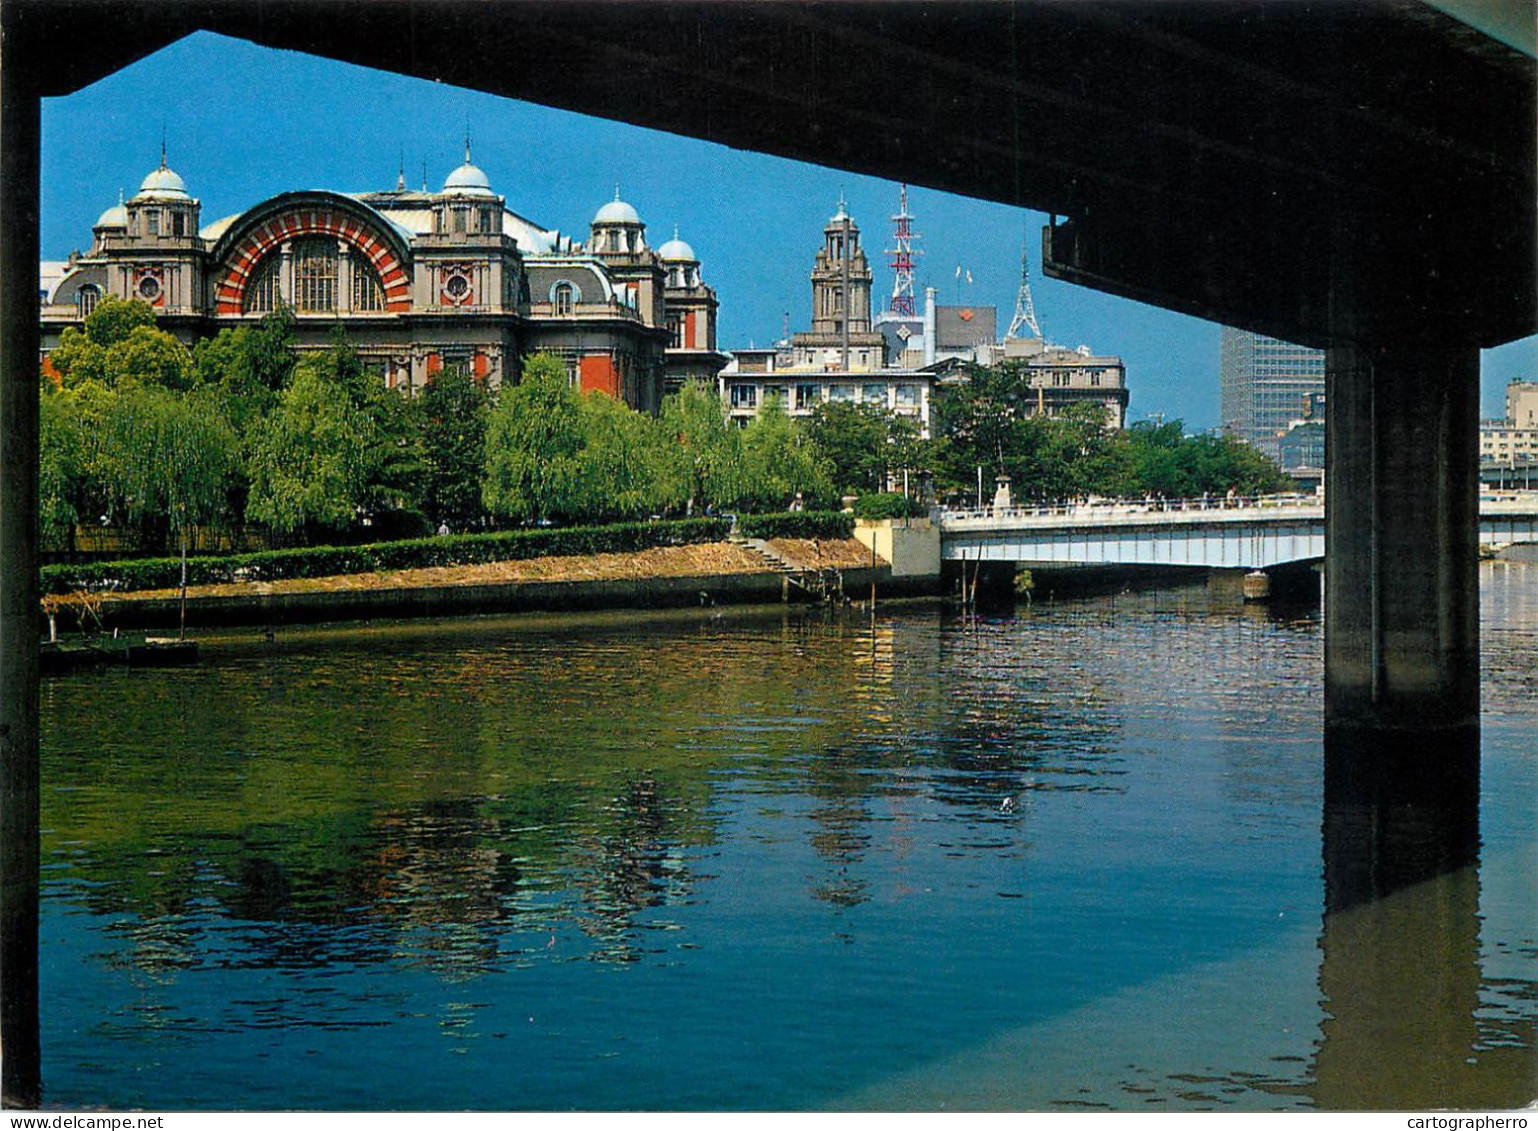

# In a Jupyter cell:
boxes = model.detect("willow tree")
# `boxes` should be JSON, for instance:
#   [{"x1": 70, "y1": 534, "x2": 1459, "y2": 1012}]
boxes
[
  {"x1": 420, "y1": 363, "x2": 490, "y2": 529},
  {"x1": 482, "y1": 353, "x2": 588, "y2": 523},
  {"x1": 246, "y1": 364, "x2": 378, "y2": 537},
  {"x1": 657, "y1": 379, "x2": 744, "y2": 514},
  {"x1": 577, "y1": 389, "x2": 671, "y2": 521},
  {"x1": 739, "y1": 395, "x2": 834, "y2": 511},
  {"x1": 99, "y1": 386, "x2": 240, "y2": 551}
]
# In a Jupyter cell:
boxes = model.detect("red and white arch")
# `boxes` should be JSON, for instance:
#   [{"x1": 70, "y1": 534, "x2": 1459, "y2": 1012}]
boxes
[{"x1": 215, "y1": 205, "x2": 411, "y2": 315}]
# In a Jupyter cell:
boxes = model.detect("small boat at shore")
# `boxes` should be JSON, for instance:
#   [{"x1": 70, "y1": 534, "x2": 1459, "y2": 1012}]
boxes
[{"x1": 39, "y1": 632, "x2": 199, "y2": 673}]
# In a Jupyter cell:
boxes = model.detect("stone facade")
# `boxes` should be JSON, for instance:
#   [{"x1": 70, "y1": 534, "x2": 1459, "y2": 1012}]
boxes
[
  {"x1": 788, "y1": 202, "x2": 887, "y2": 372},
  {"x1": 41, "y1": 156, "x2": 726, "y2": 411},
  {"x1": 720, "y1": 202, "x2": 937, "y2": 435}
]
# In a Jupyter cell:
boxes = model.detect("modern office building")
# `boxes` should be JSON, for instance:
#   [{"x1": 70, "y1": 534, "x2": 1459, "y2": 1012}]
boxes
[{"x1": 1218, "y1": 326, "x2": 1325, "y2": 460}]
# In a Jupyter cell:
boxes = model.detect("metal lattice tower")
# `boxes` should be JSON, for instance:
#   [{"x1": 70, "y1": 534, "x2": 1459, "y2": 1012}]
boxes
[
  {"x1": 886, "y1": 183, "x2": 921, "y2": 317},
  {"x1": 1006, "y1": 228, "x2": 1044, "y2": 340}
]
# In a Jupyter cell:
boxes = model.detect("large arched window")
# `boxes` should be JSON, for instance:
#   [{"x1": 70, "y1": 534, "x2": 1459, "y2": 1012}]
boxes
[
  {"x1": 293, "y1": 237, "x2": 338, "y2": 313},
  {"x1": 352, "y1": 259, "x2": 386, "y2": 312},
  {"x1": 244, "y1": 254, "x2": 282, "y2": 314}
]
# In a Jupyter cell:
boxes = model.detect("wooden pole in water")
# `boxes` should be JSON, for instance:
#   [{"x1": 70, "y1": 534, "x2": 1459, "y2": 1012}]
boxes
[
  {"x1": 870, "y1": 529, "x2": 877, "y2": 609},
  {"x1": 0, "y1": 39, "x2": 43, "y2": 1107},
  {"x1": 179, "y1": 525, "x2": 188, "y2": 641}
]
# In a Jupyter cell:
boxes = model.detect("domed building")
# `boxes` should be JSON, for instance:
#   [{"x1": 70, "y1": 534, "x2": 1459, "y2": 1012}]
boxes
[
  {"x1": 41, "y1": 152, "x2": 727, "y2": 410},
  {"x1": 718, "y1": 200, "x2": 934, "y2": 437},
  {"x1": 657, "y1": 228, "x2": 727, "y2": 394}
]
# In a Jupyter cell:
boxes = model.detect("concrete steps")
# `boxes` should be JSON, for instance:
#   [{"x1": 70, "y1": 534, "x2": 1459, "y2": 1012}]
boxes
[{"x1": 730, "y1": 535, "x2": 845, "y2": 602}]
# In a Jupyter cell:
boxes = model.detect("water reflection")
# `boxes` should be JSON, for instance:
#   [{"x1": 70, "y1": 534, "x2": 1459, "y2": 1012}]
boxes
[
  {"x1": 575, "y1": 774, "x2": 700, "y2": 961},
  {"x1": 36, "y1": 573, "x2": 1538, "y2": 1110},
  {"x1": 1303, "y1": 565, "x2": 1538, "y2": 1109}
]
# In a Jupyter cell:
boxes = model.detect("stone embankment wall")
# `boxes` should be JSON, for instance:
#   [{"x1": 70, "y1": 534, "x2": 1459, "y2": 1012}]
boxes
[{"x1": 87, "y1": 567, "x2": 930, "y2": 631}]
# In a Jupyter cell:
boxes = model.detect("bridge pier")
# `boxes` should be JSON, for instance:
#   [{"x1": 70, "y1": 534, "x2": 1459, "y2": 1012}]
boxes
[
  {"x1": 0, "y1": 35, "x2": 42, "y2": 1108},
  {"x1": 1323, "y1": 340, "x2": 1480, "y2": 809}
]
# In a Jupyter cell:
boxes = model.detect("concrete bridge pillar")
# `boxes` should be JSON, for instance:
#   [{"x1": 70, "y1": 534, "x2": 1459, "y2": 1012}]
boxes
[
  {"x1": 0, "y1": 38, "x2": 42, "y2": 1108},
  {"x1": 1323, "y1": 340, "x2": 1481, "y2": 805}
]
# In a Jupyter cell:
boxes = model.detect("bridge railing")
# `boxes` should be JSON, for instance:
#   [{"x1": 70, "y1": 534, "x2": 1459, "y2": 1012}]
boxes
[
  {"x1": 939, "y1": 492, "x2": 1325, "y2": 524},
  {"x1": 1479, "y1": 490, "x2": 1538, "y2": 513}
]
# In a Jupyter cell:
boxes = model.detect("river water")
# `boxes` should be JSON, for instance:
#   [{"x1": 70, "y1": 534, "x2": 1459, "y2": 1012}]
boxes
[{"x1": 37, "y1": 565, "x2": 1538, "y2": 1110}]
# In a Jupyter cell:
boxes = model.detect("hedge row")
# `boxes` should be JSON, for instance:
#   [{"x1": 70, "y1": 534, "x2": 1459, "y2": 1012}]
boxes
[
  {"x1": 39, "y1": 518, "x2": 733, "y2": 596},
  {"x1": 736, "y1": 510, "x2": 854, "y2": 541},
  {"x1": 850, "y1": 493, "x2": 929, "y2": 521}
]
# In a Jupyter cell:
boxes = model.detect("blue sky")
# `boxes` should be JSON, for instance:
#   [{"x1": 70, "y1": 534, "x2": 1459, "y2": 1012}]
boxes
[{"x1": 41, "y1": 31, "x2": 1535, "y2": 431}]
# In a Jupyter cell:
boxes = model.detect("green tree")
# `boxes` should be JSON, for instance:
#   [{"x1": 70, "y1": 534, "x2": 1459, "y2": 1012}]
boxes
[
  {"x1": 246, "y1": 363, "x2": 380, "y2": 536},
  {"x1": 576, "y1": 389, "x2": 671, "y2": 521},
  {"x1": 48, "y1": 296, "x2": 166, "y2": 389},
  {"x1": 306, "y1": 327, "x2": 424, "y2": 521},
  {"x1": 805, "y1": 400, "x2": 922, "y2": 496},
  {"x1": 247, "y1": 306, "x2": 299, "y2": 393},
  {"x1": 191, "y1": 315, "x2": 292, "y2": 431},
  {"x1": 1018, "y1": 402, "x2": 1135, "y2": 502},
  {"x1": 39, "y1": 383, "x2": 85, "y2": 547},
  {"x1": 929, "y1": 361, "x2": 1040, "y2": 500},
  {"x1": 104, "y1": 325, "x2": 195, "y2": 391},
  {"x1": 47, "y1": 327, "x2": 108, "y2": 388},
  {"x1": 98, "y1": 385, "x2": 239, "y2": 551},
  {"x1": 54, "y1": 379, "x2": 120, "y2": 530},
  {"x1": 1122, "y1": 420, "x2": 1291, "y2": 499},
  {"x1": 482, "y1": 353, "x2": 588, "y2": 523},
  {"x1": 83, "y1": 294, "x2": 156, "y2": 347},
  {"x1": 739, "y1": 395, "x2": 834, "y2": 510},
  {"x1": 931, "y1": 364, "x2": 1147, "y2": 504},
  {"x1": 657, "y1": 379, "x2": 744, "y2": 513},
  {"x1": 1122, "y1": 419, "x2": 1190, "y2": 497},
  {"x1": 420, "y1": 364, "x2": 491, "y2": 529},
  {"x1": 1186, "y1": 432, "x2": 1291, "y2": 496}
]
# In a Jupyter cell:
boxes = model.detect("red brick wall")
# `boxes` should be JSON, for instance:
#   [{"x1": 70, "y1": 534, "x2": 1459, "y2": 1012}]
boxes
[{"x1": 579, "y1": 354, "x2": 619, "y2": 397}]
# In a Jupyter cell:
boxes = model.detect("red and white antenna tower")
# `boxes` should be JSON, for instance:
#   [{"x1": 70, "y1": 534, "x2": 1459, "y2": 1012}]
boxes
[{"x1": 887, "y1": 183, "x2": 922, "y2": 317}]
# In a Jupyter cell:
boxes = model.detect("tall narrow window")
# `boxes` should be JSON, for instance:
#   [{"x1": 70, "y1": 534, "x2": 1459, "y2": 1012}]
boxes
[
  {"x1": 352, "y1": 258, "x2": 386, "y2": 312},
  {"x1": 244, "y1": 254, "x2": 282, "y2": 314},
  {"x1": 293, "y1": 237, "x2": 338, "y2": 312},
  {"x1": 146, "y1": 211, "x2": 160, "y2": 236},
  {"x1": 553, "y1": 282, "x2": 575, "y2": 316},
  {"x1": 77, "y1": 285, "x2": 101, "y2": 317}
]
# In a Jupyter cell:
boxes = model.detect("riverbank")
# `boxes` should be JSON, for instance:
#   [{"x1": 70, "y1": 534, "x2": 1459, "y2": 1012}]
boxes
[{"x1": 72, "y1": 537, "x2": 932, "y2": 631}]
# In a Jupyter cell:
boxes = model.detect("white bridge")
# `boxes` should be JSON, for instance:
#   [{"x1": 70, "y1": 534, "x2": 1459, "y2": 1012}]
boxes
[{"x1": 937, "y1": 492, "x2": 1538, "y2": 570}]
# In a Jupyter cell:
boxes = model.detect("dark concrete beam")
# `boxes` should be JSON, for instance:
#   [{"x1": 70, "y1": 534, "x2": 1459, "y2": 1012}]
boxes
[{"x1": 13, "y1": 0, "x2": 1534, "y2": 348}]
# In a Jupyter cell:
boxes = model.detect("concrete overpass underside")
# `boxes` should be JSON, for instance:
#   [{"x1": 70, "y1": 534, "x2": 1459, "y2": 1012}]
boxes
[{"x1": 3, "y1": 1, "x2": 1534, "y2": 1104}]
